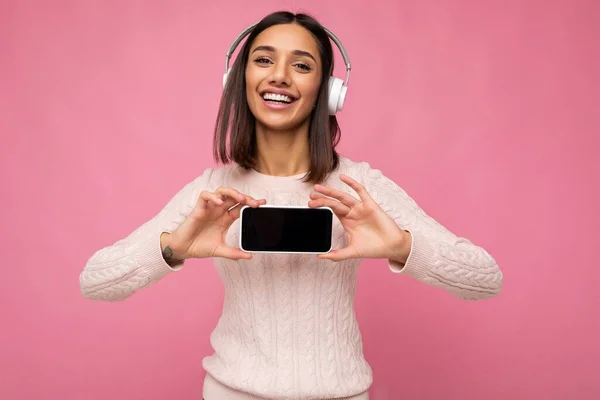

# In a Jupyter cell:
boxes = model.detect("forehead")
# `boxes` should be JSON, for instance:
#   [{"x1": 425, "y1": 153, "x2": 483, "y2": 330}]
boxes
[{"x1": 250, "y1": 23, "x2": 320, "y2": 57}]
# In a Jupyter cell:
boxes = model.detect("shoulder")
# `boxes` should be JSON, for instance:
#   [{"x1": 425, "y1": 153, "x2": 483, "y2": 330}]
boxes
[
  {"x1": 186, "y1": 163, "x2": 241, "y2": 192},
  {"x1": 334, "y1": 154, "x2": 366, "y2": 179},
  {"x1": 335, "y1": 154, "x2": 389, "y2": 185},
  {"x1": 334, "y1": 154, "x2": 411, "y2": 202}
]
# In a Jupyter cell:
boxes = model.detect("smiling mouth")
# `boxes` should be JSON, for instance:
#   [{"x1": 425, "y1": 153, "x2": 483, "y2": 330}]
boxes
[{"x1": 261, "y1": 92, "x2": 296, "y2": 104}]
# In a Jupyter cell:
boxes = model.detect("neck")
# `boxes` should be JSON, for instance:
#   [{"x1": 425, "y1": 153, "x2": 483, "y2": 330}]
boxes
[{"x1": 254, "y1": 119, "x2": 310, "y2": 177}]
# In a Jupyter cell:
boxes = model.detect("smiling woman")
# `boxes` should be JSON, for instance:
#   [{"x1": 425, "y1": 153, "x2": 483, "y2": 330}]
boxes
[
  {"x1": 79, "y1": 9, "x2": 503, "y2": 400},
  {"x1": 214, "y1": 12, "x2": 341, "y2": 183}
]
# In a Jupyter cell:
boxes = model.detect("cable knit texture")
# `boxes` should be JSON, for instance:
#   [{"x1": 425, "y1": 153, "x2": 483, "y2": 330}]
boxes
[{"x1": 80, "y1": 156, "x2": 503, "y2": 399}]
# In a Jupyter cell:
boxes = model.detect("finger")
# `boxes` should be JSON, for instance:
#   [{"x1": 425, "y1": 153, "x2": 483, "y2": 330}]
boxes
[
  {"x1": 206, "y1": 192, "x2": 244, "y2": 212},
  {"x1": 210, "y1": 188, "x2": 261, "y2": 208},
  {"x1": 309, "y1": 192, "x2": 344, "y2": 207},
  {"x1": 214, "y1": 246, "x2": 253, "y2": 260},
  {"x1": 198, "y1": 191, "x2": 224, "y2": 209},
  {"x1": 218, "y1": 195, "x2": 239, "y2": 210},
  {"x1": 308, "y1": 197, "x2": 351, "y2": 217},
  {"x1": 219, "y1": 197, "x2": 265, "y2": 221},
  {"x1": 227, "y1": 198, "x2": 265, "y2": 220},
  {"x1": 313, "y1": 183, "x2": 359, "y2": 208},
  {"x1": 338, "y1": 174, "x2": 374, "y2": 204},
  {"x1": 216, "y1": 188, "x2": 266, "y2": 209},
  {"x1": 227, "y1": 203, "x2": 244, "y2": 219},
  {"x1": 317, "y1": 247, "x2": 357, "y2": 262},
  {"x1": 215, "y1": 187, "x2": 247, "y2": 204},
  {"x1": 244, "y1": 195, "x2": 266, "y2": 208},
  {"x1": 309, "y1": 192, "x2": 336, "y2": 202}
]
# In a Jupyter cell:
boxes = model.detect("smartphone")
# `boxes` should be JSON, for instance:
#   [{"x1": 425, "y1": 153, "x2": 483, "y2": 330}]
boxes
[{"x1": 239, "y1": 205, "x2": 334, "y2": 254}]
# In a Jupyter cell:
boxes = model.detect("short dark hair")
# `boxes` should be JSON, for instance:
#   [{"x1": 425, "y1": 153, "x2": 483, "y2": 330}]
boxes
[{"x1": 213, "y1": 11, "x2": 341, "y2": 184}]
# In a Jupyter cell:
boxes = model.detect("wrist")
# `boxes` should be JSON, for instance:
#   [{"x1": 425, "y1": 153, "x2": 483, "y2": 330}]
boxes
[
  {"x1": 160, "y1": 232, "x2": 186, "y2": 265},
  {"x1": 390, "y1": 230, "x2": 412, "y2": 265}
]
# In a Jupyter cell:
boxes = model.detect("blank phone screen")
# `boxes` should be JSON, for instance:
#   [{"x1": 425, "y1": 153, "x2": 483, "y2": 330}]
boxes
[{"x1": 241, "y1": 207, "x2": 333, "y2": 253}]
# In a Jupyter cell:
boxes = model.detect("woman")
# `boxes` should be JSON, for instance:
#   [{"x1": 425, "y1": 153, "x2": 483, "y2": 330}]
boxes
[{"x1": 80, "y1": 11, "x2": 503, "y2": 400}]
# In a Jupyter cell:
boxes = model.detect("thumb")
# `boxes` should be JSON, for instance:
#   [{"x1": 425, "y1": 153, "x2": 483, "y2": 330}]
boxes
[
  {"x1": 317, "y1": 247, "x2": 356, "y2": 262},
  {"x1": 214, "y1": 246, "x2": 253, "y2": 261}
]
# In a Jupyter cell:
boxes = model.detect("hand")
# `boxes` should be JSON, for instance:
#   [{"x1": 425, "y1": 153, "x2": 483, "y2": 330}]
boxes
[
  {"x1": 308, "y1": 174, "x2": 411, "y2": 262},
  {"x1": 166, "y1": 187, "x2": 266, "y2": 261}
]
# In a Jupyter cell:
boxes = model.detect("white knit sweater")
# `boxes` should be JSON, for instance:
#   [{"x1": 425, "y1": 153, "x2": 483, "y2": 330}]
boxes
[{"x1": 79, "y1": 156, "x2": 503, "y2": 399}]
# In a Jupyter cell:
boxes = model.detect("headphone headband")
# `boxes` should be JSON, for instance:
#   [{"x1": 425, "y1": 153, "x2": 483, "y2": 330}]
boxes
[{"x1": 225, "y1": 22, "x2": 352, "y2": 87}]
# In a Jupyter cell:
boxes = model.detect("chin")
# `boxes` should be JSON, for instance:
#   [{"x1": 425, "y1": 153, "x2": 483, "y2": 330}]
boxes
[
  {"x1": 256, "y1": 114, "x2": 311, "y2": 132},
  {"x1": 252, "y1": 104, "x2": 312, "y2": 132}
]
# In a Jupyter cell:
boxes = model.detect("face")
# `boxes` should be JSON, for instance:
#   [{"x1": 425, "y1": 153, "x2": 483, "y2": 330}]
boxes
[{"x1": 245, "y1": 23, "x2": 322, "y2": 132}]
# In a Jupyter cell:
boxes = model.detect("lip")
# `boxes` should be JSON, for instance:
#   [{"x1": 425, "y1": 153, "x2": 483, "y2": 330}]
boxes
[{"x1": 259, "y1": 89, "x2": 298, "y2": 111}]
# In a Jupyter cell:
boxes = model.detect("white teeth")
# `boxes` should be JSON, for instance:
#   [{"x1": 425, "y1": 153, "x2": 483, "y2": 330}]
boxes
[{"x1": 262, "y1": 92, "x2": 293, "y2": 103}]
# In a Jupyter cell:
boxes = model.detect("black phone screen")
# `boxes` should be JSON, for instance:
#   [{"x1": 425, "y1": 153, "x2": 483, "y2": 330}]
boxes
[{"x1": 240, "y1": 207, "x2": 333, "y2": 253}]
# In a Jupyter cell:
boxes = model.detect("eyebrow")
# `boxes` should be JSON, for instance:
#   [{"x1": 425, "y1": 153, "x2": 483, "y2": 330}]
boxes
[{"x1": 251, "y1": 45, "x2": 316, "y2": 63}]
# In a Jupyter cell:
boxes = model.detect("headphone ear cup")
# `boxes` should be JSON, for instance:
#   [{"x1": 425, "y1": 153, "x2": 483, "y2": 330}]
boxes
[
  {"x1": 327, "y1": 76, "x2": 346, "y2": 115},
  {"x1": 222, "y1": 68, "x2": 231, "y2": 88}
]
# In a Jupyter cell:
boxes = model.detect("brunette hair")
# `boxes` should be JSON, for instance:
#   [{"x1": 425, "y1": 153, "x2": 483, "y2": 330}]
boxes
[{"x1": 213, "y1": 11, "x2": 341, "y2": 183}]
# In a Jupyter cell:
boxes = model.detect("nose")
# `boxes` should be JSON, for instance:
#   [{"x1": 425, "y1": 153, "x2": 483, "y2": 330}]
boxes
[{"x1": 269, "y1": 62, "x2": 291, "y2": 86}]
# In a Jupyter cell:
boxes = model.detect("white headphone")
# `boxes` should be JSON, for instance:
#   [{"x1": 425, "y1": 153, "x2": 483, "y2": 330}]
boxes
[{"x1": 222, "y1": 22, "x2": 352, "y2": 115}]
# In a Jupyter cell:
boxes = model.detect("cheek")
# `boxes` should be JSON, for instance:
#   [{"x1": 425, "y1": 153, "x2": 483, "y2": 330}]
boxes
[
  {"x1": 245, "y1": 71, "x2": 258, "y2": 106},
  {"x1": 300, "y1": 76, "x2": 322, "y2": 104},
  {"x1": 245, "y1": 66, "x2": 259, "y2": 89}
]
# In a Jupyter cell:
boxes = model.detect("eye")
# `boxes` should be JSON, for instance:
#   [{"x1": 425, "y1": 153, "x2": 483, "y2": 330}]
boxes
[
  {"x1": 294, "y1": 63, "x2": 312, "y2": 72},
  {"x1": 254, "y1": 57, "x2": 272, "y2": 65}
]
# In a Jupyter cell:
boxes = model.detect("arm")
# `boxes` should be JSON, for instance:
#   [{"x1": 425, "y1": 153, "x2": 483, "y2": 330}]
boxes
[
  {"x1": 79, "y1": 169, "x2": 214, "y2": 302},
  {"x1": 362, "y1": 163, "x2": 503, "y2": 301}
]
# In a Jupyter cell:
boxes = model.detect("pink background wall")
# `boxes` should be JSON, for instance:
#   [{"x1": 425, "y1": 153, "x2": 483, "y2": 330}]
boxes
[{"x1": 2, "y1": 0, "x2": 599, "y2": 399}]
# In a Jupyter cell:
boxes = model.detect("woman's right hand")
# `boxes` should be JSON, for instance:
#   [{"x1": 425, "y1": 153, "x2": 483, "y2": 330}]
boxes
[{"x1": 161, "y1": 187, "x2": 266, "y2": 261}]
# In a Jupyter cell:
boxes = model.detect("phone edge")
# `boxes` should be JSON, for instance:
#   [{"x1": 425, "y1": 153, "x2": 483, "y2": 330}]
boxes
[{"x1": 239, "y1": 205, "x2": 250, "y2": 253}]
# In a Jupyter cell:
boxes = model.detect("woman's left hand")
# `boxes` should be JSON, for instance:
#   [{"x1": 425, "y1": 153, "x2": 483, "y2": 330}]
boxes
[{"x1": 308, "y1": 174, "x2": 412, "y2": 262}]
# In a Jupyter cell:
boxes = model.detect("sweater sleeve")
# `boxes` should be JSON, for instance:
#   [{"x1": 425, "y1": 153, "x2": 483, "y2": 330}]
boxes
[
  {"x1": 361, "y1": 163, "x2": 503, "y2": 300},
  {"x1": 79, "y1": 168, "x2": 214, "y2": 302}
]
